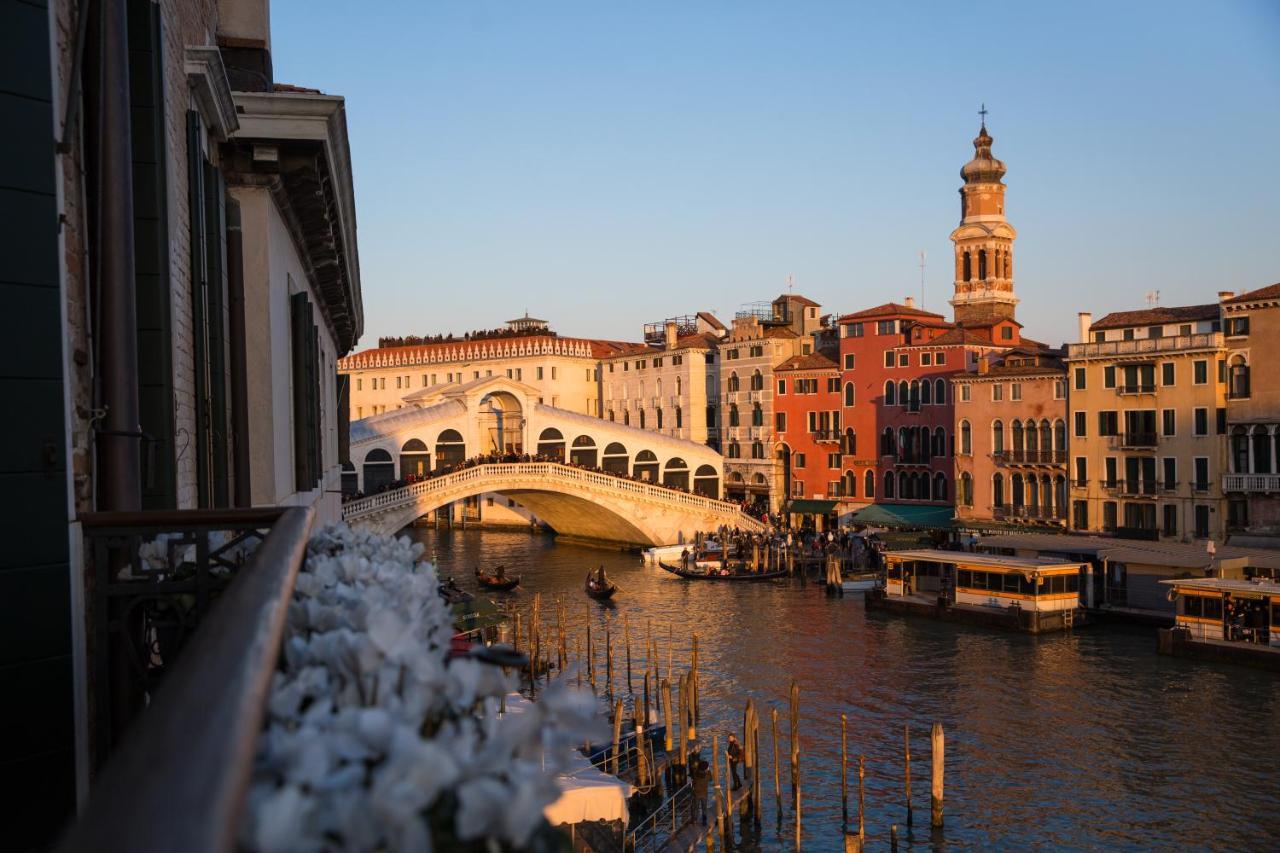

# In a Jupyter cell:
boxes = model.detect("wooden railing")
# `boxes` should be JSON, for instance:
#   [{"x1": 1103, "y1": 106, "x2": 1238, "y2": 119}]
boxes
[
  {"x1": 62, "y1": 506, "x2": 314, "y2": 853},
  {"x1": 343, "y1": 462, "x2": 763, "y2": 529}
]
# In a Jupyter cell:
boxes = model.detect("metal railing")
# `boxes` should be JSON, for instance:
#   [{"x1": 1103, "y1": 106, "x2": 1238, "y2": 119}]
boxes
[
  {"x1": 1117, "y1": 384, "x2": 1156, "y2": 395},
  {"x1": 993, "y1": 449, "x2": 1067, "y2": 465},
  {"x1": 812, "y1": 429, "x2": 841, "y2": 442},
  {"x1": 993, "y1": 505, "x2": 1067, "y2": 522},
  {"x1": 1111, "y1": 432, "x2": 1159, "y2": 449},
  {"x1": 1067, "y1": 332, "x2": 1223, "y2": 360},
  {"x1": 63, "y1": 505, "x2": 314, "y2": 853},
  {"x1": 626, "y1": 782, "x2": 693, "y2": 853}
]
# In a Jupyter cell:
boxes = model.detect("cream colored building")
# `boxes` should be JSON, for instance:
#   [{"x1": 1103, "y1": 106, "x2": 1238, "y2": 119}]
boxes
[
  {"x1": 601, "y1": 313, "x2": 726, "y2": 445},
  {"x1": 1066, "y1": 305, "x2": 1228, "y2": 542},
  {"x1": 340, "y1": 318, "x2": 627, "y2": 420},
  {"x1": 719, "y1": 295, "x2": 825, "y2": 511}
]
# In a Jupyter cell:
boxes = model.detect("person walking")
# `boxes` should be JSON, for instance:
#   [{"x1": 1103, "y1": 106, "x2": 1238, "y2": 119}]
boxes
[
  {"x1": 690, "y1": 751, "x2": 710, "y2": 825},
  {"x1": 726, "y1": 734, "x2": 743, "y2": 791}
]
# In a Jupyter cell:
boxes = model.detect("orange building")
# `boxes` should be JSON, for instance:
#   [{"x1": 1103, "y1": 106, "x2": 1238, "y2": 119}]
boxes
[{"x1": 774, "y1": 352, "x2": 844, "y2": 525}]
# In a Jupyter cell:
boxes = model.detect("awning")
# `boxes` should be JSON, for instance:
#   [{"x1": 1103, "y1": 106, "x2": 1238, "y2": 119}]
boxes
[
  {"x1": 788, "y1": 499, "x2": 838, "y2": 514},
  {"x1": 848, "y1": 503, "x2": 955, "y2": 529}
]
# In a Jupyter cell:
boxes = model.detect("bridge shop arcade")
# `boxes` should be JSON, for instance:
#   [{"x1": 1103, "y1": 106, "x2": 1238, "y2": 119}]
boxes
[{"x1": 869, "y1": 549, "x2": 1089, "y2": 634}]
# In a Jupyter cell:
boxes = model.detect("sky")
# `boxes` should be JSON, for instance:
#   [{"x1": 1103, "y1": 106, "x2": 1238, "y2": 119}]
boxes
[{"x1": 271, "y1": 1, "x2": 1280, "y2": 350}]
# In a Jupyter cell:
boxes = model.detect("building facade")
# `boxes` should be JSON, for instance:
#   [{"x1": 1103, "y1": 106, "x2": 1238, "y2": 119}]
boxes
[
  {"x1": 1220, "y1": 283, "x2": 1280, "y2": 541},
  {"x1": 6, "y1": 0, "x2": 363, "y2": 843},
  {"x1": 774, "y1": 353, "x2": 844, "y2": 512},
  {"x1": 1066, "y1": 306, "x2": 1228, "y2": 542},
  {"x1": 952, "y1": 349, "x2": 1069, "y2": 529},
  {"x1": 718, "y1": 295, "x2": 824, "y2": 511}
]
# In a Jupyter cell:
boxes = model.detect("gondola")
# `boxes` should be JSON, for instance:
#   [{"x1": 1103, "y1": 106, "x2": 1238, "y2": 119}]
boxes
[
  {"x1": 585, "y1": 569, "x2": 618, "y2": 600},
  {"x1": 475, "y1": 566, "x2": 521, "y2": 591},
  {"x1": 438, "y1": 577, "x2": 475, "y2": 605},
  {"x1": 658, "y1": 562, "x2": 788, "y2": 581}
]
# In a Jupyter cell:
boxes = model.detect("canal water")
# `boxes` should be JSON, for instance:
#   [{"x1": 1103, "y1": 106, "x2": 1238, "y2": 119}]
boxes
[{"x1": 415, "y1": 527, "x2": 1280, "y2": 851}]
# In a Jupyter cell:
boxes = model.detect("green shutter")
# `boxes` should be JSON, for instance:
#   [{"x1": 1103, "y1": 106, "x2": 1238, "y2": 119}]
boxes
[
  {"x1": 203, "y1": 162, "x2": 229, "y2": 506},
  {"x1": 290, "y1": 293, "x2": 312, "y2": 491},
  {"x1": 186, "y1": 110, "x2": 212, "y2": 506}
]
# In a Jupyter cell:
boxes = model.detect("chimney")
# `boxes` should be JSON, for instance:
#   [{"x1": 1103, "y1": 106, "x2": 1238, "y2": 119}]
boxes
[
  {"x1": 977, "y1": 357, "x2": 990, "y2": 376},
  {"x1": 904, "y1": 296, "x2": 916, "y2": 309},
  {"x1": 1218, "y1": 290, "x2": 1235, "y2": 303},
  {"x1": 665, "y1": 321, "x2": 678, "y2": 350},
  {"x1": 1077, "y1": 312, "x2": 1092, "y2": 344}
]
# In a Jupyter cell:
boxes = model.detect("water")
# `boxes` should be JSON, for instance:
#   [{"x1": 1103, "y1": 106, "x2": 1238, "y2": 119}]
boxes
[{"x1": 416, "y1": 527, "x2": 1280, "y2": 851}]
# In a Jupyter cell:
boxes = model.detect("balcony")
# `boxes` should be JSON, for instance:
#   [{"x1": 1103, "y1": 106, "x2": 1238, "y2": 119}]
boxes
[
  {"x1": 1224, "y1": 473, "x2": 1280, "y2": 493},
  {"x1": 812, "y1": 429, "x2": 841, "y2": 443},
  {"x1": 993, "y1": 505, "x2": 1067, "y2": 522},
  {"x1": 1117, "y1": 479, "x2": 1159, "y2": 498},
  {"x1": 1116, "y1": 384, "x2": 1156, "y2": 396},
  {"x1": 993, "y1": 449, "x2": 1067, "y2": 466},
  {"x1": 1067, "y1": 332, "x2": 1223, "y2": 360},
  {"x1": 1110, "y1": 432, "x2": 1158, "y2": 450}
]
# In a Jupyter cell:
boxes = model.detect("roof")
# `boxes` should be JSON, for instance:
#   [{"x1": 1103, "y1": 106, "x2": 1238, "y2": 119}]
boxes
[
  {"x1": 775, "y1": 353, "x2": 839, "y2": 372},
  {"x1": 838, "y1": 302, "x2": 945, "y2": 322},
  {"x1": 339, "y1": 334, "x2": 618, "y2": 369},
  {"x1": 762, "y1": 327, "x2": 799, "y2": 339},
  {"x1": 1223, "y1": 283, "x2": 1280, "y2": 305},
  {"x1": 506, "y1": 314, "x2": 548, "y2": 324},
  {"x1": 788, "y1": 499, "x2": 838, "y2": 514},
  {"x1": 849, "y1": 504, "x2": 954, "y2": 529},
  {"x1": 885, "y1": 549, "x2": 1084, "y2": 573},
  {"x1": 1161, "y1": 577, "x2": 1280, "y2": 595},
  {"x1": 1090, "y1": 304, "x2": 1219, "y2": 331},
  {"x1": 912, "y1": 326, "x2": 995, "y2": 347},
  {"x1": 600, "y1": 332, "x2": 720, "y2": 360},
  {"x1": 974, "y1": 532, "x2": 1280, "y2": 571},
  {"x1": 696, "y1": 311, "x2": 727, "y2": 331},
  {"x1": 272, "y1": 83, "x2": 323, "y2": 94},
  {"x1": 779, "y1": 293, "x2": 821, "y2": 308}
]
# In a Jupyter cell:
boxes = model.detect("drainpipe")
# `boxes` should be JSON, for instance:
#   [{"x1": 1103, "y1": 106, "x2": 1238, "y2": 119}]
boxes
[
  {"x1": 226, "y1": 198, "x2": 252, "y2": 506},
  {"x1": 95, "y1": 0, "x2": 140, "y2": 513}
]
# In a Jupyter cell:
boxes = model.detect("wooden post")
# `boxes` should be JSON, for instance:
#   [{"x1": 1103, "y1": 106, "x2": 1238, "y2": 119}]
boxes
[
  {"x1": 771, "y1": 707, "x2": 781, "y2": 827},
  {"x1": 514, "y1": 612, "x2": 522, "y2": 657},
  {"x1": 586, "y1": 618, "x2": 595, "y2": 691},
  {"x1": 715, "y1": 786, "x2": 726, "y2": 852},
  {"x1": 624, "y1": 614, "x2": 633, "y2": 695},
  {"x1": 840, "y1": 713, "x2": 848, "y2": 826},
  {"x1": 661, "y1": 678, "x2": 674, "y2": 753},
  {"x1": 891, "y1": 824, "x2": 899, "y2": 852},
  {"x1": 605, "y1": 616, "x2": 614, "y2": 702},
  {"x1": 575, "y1": 636, "x2": 582, "y2": 688},
  {"x1": 857, "y1": 754, "x2": 865, "y2": 840},
  {"x1": 795, "y1": 777, "x2": 802, "y2": 851},
  {"x1": 712, "y1": 731, "x2": 720, "y2": 801},
  {"x1": 691, "y1": 634, "x2": 700, "y2": 724},
  {"x1": 667, "y1": 623, "x2": 674, "y2": 685},
  {"x1": 677, "y1": 675, "x2": 689, "y2": 770},
  {"x1": 789, "y1": 680, "x2": 800, "y2": 807},
  {"x1": 642, "y1": 668, "x2": 651, "y2": 728},
  {"x1": 904, "y1": 723, "x2": 913, "y2": 826},
  {"x1": 930, "y1": 722, "x2": 944, "y2": 828}
]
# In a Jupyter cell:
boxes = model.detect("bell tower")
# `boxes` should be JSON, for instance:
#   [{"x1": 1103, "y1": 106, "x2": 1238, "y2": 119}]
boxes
[{"x1": 950, "y1": 108, "x2": 1018, "y2": 325}]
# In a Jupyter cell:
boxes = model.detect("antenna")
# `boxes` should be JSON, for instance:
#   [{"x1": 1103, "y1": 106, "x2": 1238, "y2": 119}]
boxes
[
  {"x1": 919, "y1": 250, "x2": 926, "y2": 309},
  {"x1": 1145, "y1": 290, "x2": 1161, "y2": 308},
  {"x1": 787, "y1": 273, "x2": 795, "y2": 293}
]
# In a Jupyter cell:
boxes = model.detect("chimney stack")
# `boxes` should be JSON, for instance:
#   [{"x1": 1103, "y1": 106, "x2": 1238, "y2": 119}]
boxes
[
  {"x1": 1218, "y1": 290, "x2": 1235, "y2": 303},
  {"x1": 1078, "y1": 312, "x2": 1093, "y2": 344},
  {"x1": 904, "y1": 296, "x2": 916, "y2": 309},
  {"x1": 977, "y1": 357, "x2": 990, "y2": 376},
  {"x1": 665, "y1": 320, "x2": 678, "y2": 350}
]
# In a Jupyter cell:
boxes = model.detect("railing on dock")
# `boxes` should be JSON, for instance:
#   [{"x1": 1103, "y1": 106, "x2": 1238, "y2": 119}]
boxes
[
  {"x1": 625, "y1": 782, "x2": 693, "y2": 853},
  {"x1": 63, "y1": 506, "x2": 314, "y2": 853}
]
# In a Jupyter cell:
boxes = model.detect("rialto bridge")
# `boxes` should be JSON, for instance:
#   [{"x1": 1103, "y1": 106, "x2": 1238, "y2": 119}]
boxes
[{"x1": 341, "y1": 376, "x2": 763, "y2": 545}]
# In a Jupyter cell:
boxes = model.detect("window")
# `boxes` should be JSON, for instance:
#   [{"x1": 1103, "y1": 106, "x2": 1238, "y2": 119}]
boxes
[
  {"x1": 884, "y1": 471, "x2": 896, "y2": 498},
  {"x1": 1225, "y1": 316, "x2": 1250, "y2": 337},
  {"x1": 936, "y1": 352, "x2": 947, "y2": 365},
  {"x1": 864, "y1": 470, "x2": 875, "y2": 498},
  {"x1": 396, "y1": 376, "x2": 402, "y2": 389},
  {"x1": 877, "y1": 320, "x2": 896, "y2": 335},
  {"x1": 828, "y1": 452, "x2": 842, "y2": 469},
  {"x1": 921, "y1": 353, "x2": 932, "y2": 366},
  {"x1": 1074, "y1": 411, "x2": 1087, "y2": 437},
  {"x1": 1162, "y1": 457, "x2": 1177, "y2": 490},
  {"x1": 848, "y1": 323, "x2": 865, "y2": 338},
  {"x1": 1053, "y1": 379, "x2": 1065, "y2": 400},
  {"x1": 1163, "y1": 504, "x2": 1178, "y2": 536},
  {"x1": 1010, "y1": 383, "x2": 1022, "y2": 401},
  {"x1": 1193, "y1": 457, "x2": 1209, "y2": 492},
  {"x1": 750, "y1": 345, "x2": 764, "y2": 358},
  {"x1": 1162, "y1": 409, "x2": 1176, "y2": 436},
  {"x1": 729, "y1": 405, "x2": 739, "y2": 427},
  {"x1": 1228, "y1": 357, "x2": 1250, "y2": 399},
  {"x1": 1161, "y1": 363, "x2": 1175, "y2": 386},
  {"x1": 752, "y1": 441, "x2": 765, "y2": 459},
  {"x1": 1103, "y1": 366, "x2": 1116, "y2": 389},
  {"x1": 884, "y1": 381, "x2": 896, "y2": 405},
  {"x1": 935, "y1": 379, "x2": 946, "y2": 403},
  {"x1": 898, "y1": 353, "x2": 908, "y2": 367},
  {"x1": 776, "y1": 412, "x2": 786, "y2": 432},
  {"x1": 1193, "y1": 360, "x2": 1207, "y2": 384},
  {"x1": 537, "y1": 366, "x2": 544, "y2": 380},
  {"x1": 1074, "y1": 367, "x2": 1086, "y2": 390},
  {"x1": 1098, "y1": 411, "x2": 1118, "y2": 436},
  {"x1": 356, "y1": 378, "x2": 362, "y2": 391},
  {"x1": 959, "y1": 420, "x2": 972, "y2": 455},
  {"x1": 794, "y1": 453, "x2": 806, "y2": 469},
  {"x1": 1193, "y1": 408, "x2": 1208, "y2": 436},
  {"x1": 1072, "y1": 500, "x2": 1088, "y2": 530},
  {"x1": 1102, "y1": 501, "x2": 1118, "y2": 532},
  {"x1": 844, "y1": 382, "x2": 855, "y2": 407},
  {"x1": 992, "y1": 384, "x2": 1003, "y2": 401},
  {"x1": 1001, "y1": 326, "x2": 1013, "y2": 340},
  {"x1": 843, "y1": 353, "x2": 856, "y2": 369},
  {"x1": 883, "y1": 350, "x2": 894, "y2": 368},
  {"x1": 776, "y1": 379, "x2": 786, "y2": 395},
  {"x1": 1194, "y1": 505, "x2": 1210, "y2": 538},
  {"x1": 1073, "y1": 456, "x2": 1087, "y2": 486},
  {"x1": 960, "y1": 384, "x2": 971, "y2": 402},
  {"x1": 1216, "y1": 408, "x2": 1227, "y2": 434}
]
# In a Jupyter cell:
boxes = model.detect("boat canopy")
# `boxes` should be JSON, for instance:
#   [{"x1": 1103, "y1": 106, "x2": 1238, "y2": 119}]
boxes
[
  {"x1": 849, "y1": 504, "x2": 955, "y2": 529},
  {"x1": 884, "y1": 549, "x2": 1084, "y2": 579}
]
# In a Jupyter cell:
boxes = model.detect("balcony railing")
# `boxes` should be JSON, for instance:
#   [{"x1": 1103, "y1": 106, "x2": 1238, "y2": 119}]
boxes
[
  {"x1": 812, "y1": 429, "x2": 841, "y2": 443},
  {"x1": 1117, "y1": 479, "x2": 1159, "y2": 498},
  {"x1": 1110, "y1": 432, "x2": 1158, "y2": 450},
  {"x1": 1067, "y1": 332, "x2": 1223, "y2": 360},
  {"x1": 993, "y1": 449, "x2": 1067, "y2": 465},
  {"x1": 1116, "y1": 384, "x2": 1156, "y2": 395},
  {"x1": 1224, "y1": 473, "x2": 1280, "y2": 493},
  {"x1": 993, "y1": 505, "x2": 1067, "y2": 522},
  {"x1": 65, "y1": 505, "x2": 314, "y2": 852}
]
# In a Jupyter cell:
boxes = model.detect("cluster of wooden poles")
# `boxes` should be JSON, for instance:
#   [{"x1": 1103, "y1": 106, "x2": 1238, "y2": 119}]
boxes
[{"x1": 505, "y1": 594, "x2": 948, "y2": 849}]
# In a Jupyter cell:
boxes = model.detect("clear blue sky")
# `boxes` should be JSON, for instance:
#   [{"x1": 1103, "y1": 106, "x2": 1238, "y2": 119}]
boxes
[{"x1": 272, "y1": 1, "x2": 1280, "y2": 349}]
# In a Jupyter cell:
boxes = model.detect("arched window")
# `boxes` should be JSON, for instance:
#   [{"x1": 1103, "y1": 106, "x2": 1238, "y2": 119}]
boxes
[
  {"x1": 909, "y1": 380, "x2": 920, "y2": 411},
  {"x1": 1026, "y1": 421, "x2": 1039, "y2": 453},
  {"x1": 633, "y1": 449, "x2": 659, "y2": 482},
  {"x1": 843, "y1": 470, "x2": 858, "y2": 498},
  {"x1": 728, "y1": 441, "x2": 741, "y2": 459},
  {"x1": 676, "y1": 376, "x2": 682, "y2": 396},
  {"x1": 570, "y1": 435, "x2": 598, "y2": 467},
  {"x1": 751, "y1": 403, "x2": 763, "y2": 427},
  {"x1": 1011, "y1": 420, "x2": 1024, "y2": 452},
  {"x1": 934, "y1": 378, "x2": 946, "y2": 404},
  {"x1": 993, "y1": 473, "x2": 1005, "y2": 507},
  {"x1": 933, "y1": 426, "x2": 946, "y2": 458},
  {"x1": 921, "y1": 379, "x2": 932, "y2": 406},
  {"x1": 884, "y1": 471, "x2": 896, "y2": 498},
  {"x1": 1011, "y1": 473, "x2": 1025, "y2": 508},
  {"x1": 844, "y1": 428, "x2": 857, "y2": 456},
  {"x1": 959, "y1": 472, "x2": 972, "y2": 506},
  {"x1": 959, "y1": 420, "x2": 972, "y2": 455},
  {"x1": 729, "y1": 404, "x2": 740, "y2": 427},
  {"x1": 728, "y1": 372, "x2": 740, "y2": 392},
  {"x1": 978, "y1": 248, "x2": 988, "y2": 279},
  {"x1": 639, "y1": 409, "x2": 646, "y2": 429},
  {"x1": 1053, "y1": 419, "x2": 1067, "y2": 454},
  {"x1": 864, "y1": 469, "x2": 875, "y2": 498},
  {"x1": 933, "y1": 472, "x2": 947, "y2": 501},
  {"x1": 844, "y1": 382, "x2": 855, "y2": 407},
  {"x1": 963, "y1": 251, "x2": 972, "y2": 282},
  {"x1": 1039, "y1": 420, "x2": 1052, "y2": 456},
  {"x1": 435, "y1": 429, "x2": 466, "y2": 470},
  {"x1": 362, "y1": 447, "x2": 395, "y2": 492},
  {"x1": 1229, "y1": 355, "x2": 1250, "y2": 399},
  {"x1": 675, "y1": 407, "x2": 683, "y2": 429},
  {"x1": 898, "y1": 381, "x2": 909, "y2": 407},
  {"x1": 884, "y1": 381, "x2": 896, "y2": 405},
  {"x1": 656, "y1": 408, "x2": 663, "y2": 429},
  {"x1": 992, "y1": 420, "x2": 1005, "y2": 454},
  {"x1": 400, "y1": 438, "x2": 431, "y2": 479},
  {"x1": 751, "y1": 441, "x2": 765, "y2": 459},
  {"x1": 899, "y1": 428, "x2": 909, "y2": 460},
  {"x1": 751, "y1": 370, "x2": 764, "y2": 391},
  {"x1": 663, "y1": 457, "x2": 689, "y2": 489},
  {"x1": 881, "y1": 427, "x2": 896, "y2": 457},
  {"x1": 602, "y1": 442, "x2": 629, "y2": 474},
  {"x1": 693, "y1": 464, "x2": 719, "y2": 498},
  {"x1": 1253, "y1": 425, "x2": 1273, "y2": 474}
]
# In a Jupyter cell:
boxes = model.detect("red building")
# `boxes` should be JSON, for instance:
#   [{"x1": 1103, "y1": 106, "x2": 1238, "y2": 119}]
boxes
[{"x1": 773, "y1": 352, "x2": 844, "y2": 524}]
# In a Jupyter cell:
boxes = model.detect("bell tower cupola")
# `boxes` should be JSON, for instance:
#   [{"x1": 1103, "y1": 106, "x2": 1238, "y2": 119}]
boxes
[{"x1": 950, "y1": 106, "x2": 1018, "y2": 326}]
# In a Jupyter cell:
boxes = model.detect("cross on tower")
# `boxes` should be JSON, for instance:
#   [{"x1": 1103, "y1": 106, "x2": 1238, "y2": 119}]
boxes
[{"x1": 978, "y1": 103, "x2": 988, "y2": 125}]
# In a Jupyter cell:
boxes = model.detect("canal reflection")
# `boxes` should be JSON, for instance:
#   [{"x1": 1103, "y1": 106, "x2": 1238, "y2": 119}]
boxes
[{"x1": 415, "y1": 527, "x2": 1280, "y2": 851}]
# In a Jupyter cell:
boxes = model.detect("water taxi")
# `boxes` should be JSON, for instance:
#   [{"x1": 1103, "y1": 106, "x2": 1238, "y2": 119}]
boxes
[
  {"x1": 868, "y1": 549, "x2": 1088, "y2": 633},
  {"x1": 1158, "y1": 577, "x2": 1280, "y2": 670}
]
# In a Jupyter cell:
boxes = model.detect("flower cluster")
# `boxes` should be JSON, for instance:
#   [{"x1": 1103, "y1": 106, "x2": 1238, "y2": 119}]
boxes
[{"x1": 240, "y1": 524, "x2": 601, "y2": 851}]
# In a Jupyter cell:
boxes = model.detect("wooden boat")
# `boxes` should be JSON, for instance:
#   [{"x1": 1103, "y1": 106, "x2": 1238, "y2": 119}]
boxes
[
  {"x1": 438, "y1": 577, "x2": 474, "y2": 605},
  {"x1": 658, "y1": 562, "x2": 788, "y2": 581},
  {"x1": 841, "y1": 571, "x2": 881, "y2": 593},
  {"x1": 475, "y1": 566, "x2": 520, "y2": 591},
  {"x1": 585, "y1": 569, "x2": 618, "y2": 600}
]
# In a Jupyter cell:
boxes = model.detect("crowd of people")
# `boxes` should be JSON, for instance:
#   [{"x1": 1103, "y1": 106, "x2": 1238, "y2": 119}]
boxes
[{"x1": 377, "y1": 326, "x2": 556, "y2": 349}]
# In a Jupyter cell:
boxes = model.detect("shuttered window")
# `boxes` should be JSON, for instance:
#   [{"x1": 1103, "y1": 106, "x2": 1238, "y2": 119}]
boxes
[{"x1": 291, "y1": 292, "x2": 323, "y2": 491}]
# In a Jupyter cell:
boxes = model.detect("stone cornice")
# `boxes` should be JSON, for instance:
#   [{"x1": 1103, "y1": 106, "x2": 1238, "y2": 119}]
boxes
[{"x1": 185, "y1": 46, "x2": 239, "y2": 141}]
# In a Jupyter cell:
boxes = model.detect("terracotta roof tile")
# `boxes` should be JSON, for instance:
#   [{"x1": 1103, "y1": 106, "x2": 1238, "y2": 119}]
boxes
[
  {"x1": 837, "y1": 302, "x2": 946, "y2": 321},
  {"x1": 778, "y1": 293, "x2": 821, "y2": 307},
  {"x1": 1223, "y1": 283, "x2": 1280, "y2": 305},
  {"x1": 1090, "y1": 303, "x2": 1219, "y2": 330},
  {"x1": 775, "y1": 353, "x2": 840, "y2": 372}
]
